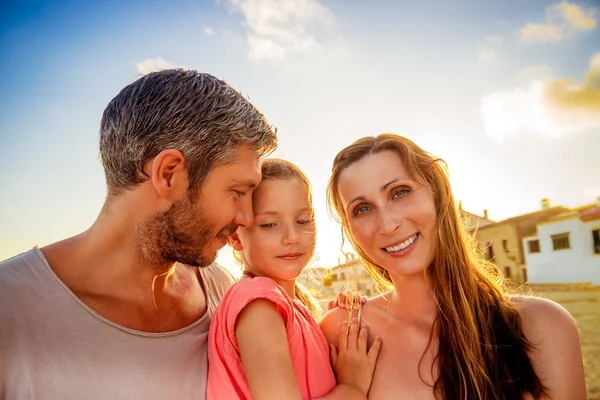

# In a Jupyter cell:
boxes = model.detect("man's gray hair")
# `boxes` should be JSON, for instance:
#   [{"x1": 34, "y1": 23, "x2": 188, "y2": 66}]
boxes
[{"x1": 99, "y1": 69, "x2": 277, "y2": 196}]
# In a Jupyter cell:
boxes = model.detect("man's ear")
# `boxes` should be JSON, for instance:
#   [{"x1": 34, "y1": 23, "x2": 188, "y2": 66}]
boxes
[
  {"x1": 150, "y1": 149, "x2": 188, "y2": 201},
  {"x1": 229, "y1": 232, "x2": 244, "y2": 251}
]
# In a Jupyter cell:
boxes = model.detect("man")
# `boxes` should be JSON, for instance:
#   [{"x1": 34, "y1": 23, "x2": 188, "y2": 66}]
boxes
[{"x1": 0, "y1": 69, "x2": 278, "y2": 399}]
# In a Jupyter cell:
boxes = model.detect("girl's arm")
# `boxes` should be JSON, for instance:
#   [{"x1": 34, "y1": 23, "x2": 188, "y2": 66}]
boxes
[{"x1": 236, "y1": 299, "x2": 381, "y2": 400}]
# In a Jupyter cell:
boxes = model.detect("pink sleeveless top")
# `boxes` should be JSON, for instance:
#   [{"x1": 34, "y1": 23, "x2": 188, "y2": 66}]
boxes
[{"x1": 207, "y1": 277, "x2": 336, "y2": 399}]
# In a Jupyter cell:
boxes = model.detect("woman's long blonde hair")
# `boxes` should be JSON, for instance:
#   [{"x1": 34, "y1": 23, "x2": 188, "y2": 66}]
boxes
[
  {"x1": 326, "y1": 134, "x2": 546, "y2": 400},
  {"x1": 241, "y1": 158, "x2": 322, "y2": 319}
]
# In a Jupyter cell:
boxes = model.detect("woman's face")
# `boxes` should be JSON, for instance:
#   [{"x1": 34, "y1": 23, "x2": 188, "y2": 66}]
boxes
[{"x1": 337, "y1": 150, "x2": 437, "y2": 278}]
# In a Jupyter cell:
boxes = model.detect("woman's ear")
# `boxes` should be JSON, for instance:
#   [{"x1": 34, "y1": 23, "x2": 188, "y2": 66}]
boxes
[{"x1": 228, "y1": 232, "x2": 243, "y2": 251}]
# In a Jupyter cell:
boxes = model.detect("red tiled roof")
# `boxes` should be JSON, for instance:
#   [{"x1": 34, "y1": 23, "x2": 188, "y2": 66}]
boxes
[{"x1": 580, "y1": 206, "x2": 600, "y2": 222}]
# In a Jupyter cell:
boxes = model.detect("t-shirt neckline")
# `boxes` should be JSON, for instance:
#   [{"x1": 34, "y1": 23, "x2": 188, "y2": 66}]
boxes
[{"x1": 32, "y1": 246, "x2": 210, "y2": 337}]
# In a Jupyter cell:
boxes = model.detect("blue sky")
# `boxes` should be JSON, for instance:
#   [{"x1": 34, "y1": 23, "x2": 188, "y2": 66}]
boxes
[{"x1": 1, "y1": 0, "x2": 599, "y2": 273}]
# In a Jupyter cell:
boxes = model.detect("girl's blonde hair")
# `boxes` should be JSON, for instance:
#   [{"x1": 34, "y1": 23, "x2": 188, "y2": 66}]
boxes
[
  {"x1": 241, "y1": 158, "x2": 322, "y2": 319},
  {"x1": 326, "y1": 134, "x2": 546, "y2": 400}
]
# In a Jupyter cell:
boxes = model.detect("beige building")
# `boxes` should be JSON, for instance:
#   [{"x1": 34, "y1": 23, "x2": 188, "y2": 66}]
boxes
[
  {"x1": 459, "y1": 204, "x2": 496, "y2": 233},
  {"x1": 474, "y1": 199, "x2": 570, "y2": 284},
  {"x1": 328, "y1": 254, "x2": 378, "y2": 296},
  {"x1": 299, "y1": 254, "x2": 379, "y2": 299}
]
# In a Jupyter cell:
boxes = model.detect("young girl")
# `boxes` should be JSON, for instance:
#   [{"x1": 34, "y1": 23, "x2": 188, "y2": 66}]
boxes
[{"x1": 207, "y1": 159, "x2": 382, "y2": 400}]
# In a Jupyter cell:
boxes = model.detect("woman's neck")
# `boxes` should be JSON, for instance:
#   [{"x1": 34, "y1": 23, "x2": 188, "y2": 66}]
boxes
[{"x1": 386, "y1": 271, "x2": 438, "y2": 323}]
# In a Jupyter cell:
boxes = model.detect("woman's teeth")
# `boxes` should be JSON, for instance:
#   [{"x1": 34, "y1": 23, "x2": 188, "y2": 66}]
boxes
[{"x1": 385, "y1": 234, "x2": 418, "y2": 252}]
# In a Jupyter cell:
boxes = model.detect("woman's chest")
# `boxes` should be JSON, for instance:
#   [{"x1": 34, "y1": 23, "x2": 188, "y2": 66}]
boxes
[{"x1": 364, "y1": 315, "x2": 439, "y2": 399}]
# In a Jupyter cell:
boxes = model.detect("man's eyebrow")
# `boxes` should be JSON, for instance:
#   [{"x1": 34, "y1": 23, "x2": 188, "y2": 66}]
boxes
[{"x1": 232, "y1": 179, "x2": 258, "y2": 189}]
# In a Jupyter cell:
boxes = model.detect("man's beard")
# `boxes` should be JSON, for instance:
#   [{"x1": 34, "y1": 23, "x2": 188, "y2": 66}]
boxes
[{"x1": 138, "y1": 196, "x2": 219, "y2": 269}]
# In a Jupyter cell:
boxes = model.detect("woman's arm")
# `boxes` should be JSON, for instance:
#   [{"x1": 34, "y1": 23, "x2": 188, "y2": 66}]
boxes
[
  {"x1": 516, "y1": 296, "x2": 587, "y2": 400},
  {"x1": 236, "y1": 299, "x2": 381, "y2": 400}
]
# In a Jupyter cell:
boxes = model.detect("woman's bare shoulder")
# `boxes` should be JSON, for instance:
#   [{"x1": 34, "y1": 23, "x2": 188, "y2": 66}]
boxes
[
  {"x1": 510, "y1": 295, "x2": 586, "y2": 398},
  {"x1": 509, "y1": 295, "x2": 577, "y2": 336},
  {"x1": 319, "y1": 292, "x2": 390, "y2": 344}
]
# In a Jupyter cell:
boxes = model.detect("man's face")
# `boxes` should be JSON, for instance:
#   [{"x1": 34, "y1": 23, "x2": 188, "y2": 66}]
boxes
[{"x1": 140, "y1": 144, "x2": 262, "y2": 268}]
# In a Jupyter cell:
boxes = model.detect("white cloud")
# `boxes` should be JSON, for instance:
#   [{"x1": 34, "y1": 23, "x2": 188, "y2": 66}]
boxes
[
  {"x1": 544, "y1": 52, "x2": 600, "y2": 113},
  {"x1": 558, "y1": 1, "x2": 597, "y2": 29},
  {"x1": 136, "y1": 57, "x2": 184, "y2": 75},
  {"x1": 480, "y1": 53, "x2": 600, "y2": 141},
  {"x1": 477, "y1": 35, "x2": 503, "y2": 64},
  {"x1": 520, "y1": 23, "x2": 563, "y2": 43},
  {"x1": 519, "y1": 1, "x2": 596, "y2": 43},
  {"x1": 227, "y1": 0, "x2": 334, "y2": 61},
  {"x1": 204, "y1": 27, "x2": 215, "y2": 36},
  {"x1": 518, "y1": 65, "x2": 553, "y2": 80}
]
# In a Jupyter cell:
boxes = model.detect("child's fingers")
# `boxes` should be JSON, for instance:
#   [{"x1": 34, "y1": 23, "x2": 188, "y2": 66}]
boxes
[
  {"x1": 347, "y1": 317, "x2": 359, "y2": 350},
  {"x1": 329, "y1": 344, "x2": 338, "y2": 367},
  {"x1": 357, "y1": 323, "x2": 369, "y2": 353},
  {"x1": 337, "y1": 292, "x2": 348, "y2": 310},
  {"x1": 361, "y1": 295, "x2": 368, "y2": 305},
  {"x1": 367, "y1": 336, "x2": 383, "y2": 362},
  {"x1": 338, "y1": 320, "x2": 349, "y2": 350},
  {"x1": 327, "y1": 300, "x2": 337, "y2": 310}
]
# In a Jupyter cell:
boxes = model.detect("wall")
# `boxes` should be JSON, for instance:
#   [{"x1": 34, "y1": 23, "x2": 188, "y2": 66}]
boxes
[
  {"x1": 475, "y1": 222, "x2": 526, "y2": 283},
  {"x1": 524, "y1": 218, "x2": 600, "y2": 284}
]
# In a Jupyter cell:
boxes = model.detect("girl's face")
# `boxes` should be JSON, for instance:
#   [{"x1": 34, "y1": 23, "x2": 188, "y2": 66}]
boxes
[
  {"x1": 336, "y1": 150, "x2": 437, "y2": 278},
  {"x1": 235, "y1": 178, "x2": 316, "y2": 282}
]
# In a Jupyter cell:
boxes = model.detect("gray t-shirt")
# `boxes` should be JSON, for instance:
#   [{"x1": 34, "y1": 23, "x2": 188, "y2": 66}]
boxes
[{"x1": 0, "y1": 248, "x2": 235, "y2": 400}]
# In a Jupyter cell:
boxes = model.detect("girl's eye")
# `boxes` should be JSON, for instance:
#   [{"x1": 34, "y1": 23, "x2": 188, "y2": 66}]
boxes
[
  {"x1": 352, "y1": 205, "x2": 370, "y2": 216},
  {"x1": 231, "y1": 190, "x2": 246, "y2": 198},
  {"x1": 392, "y1": 188, "x2": 410, "y2": 199},
  {"x1": 259, "y1": 223, "x2": 276, "y2": 229},
  {"x1": 297, "y1": 219, "x2": 314, "y2": 225}
]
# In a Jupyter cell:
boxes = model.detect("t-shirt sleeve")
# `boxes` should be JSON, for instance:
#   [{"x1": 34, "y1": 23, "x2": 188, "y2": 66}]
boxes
[{"x1": 222, "y1": 277, "x2": 295, "y2": 354}]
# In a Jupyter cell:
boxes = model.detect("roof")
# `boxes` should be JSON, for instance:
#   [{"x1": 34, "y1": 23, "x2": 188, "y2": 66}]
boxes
[
  {"x1": 476, "y1": 206, "x2": 571, "y2": 238},
  {"x1": 460, "y1": 210, "x2": 495, "y2": 231},
  {"x1": 580, "y1": 206, "x2": 600, "y2": 222},
  {"x1": 546, "y1": 203, "x2": 597, "y2": 221}
]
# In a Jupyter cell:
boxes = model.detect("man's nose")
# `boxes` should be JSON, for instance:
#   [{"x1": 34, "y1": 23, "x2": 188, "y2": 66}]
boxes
[{"x1": 233, "y1": 196, "x2": 254, "y2": 228}]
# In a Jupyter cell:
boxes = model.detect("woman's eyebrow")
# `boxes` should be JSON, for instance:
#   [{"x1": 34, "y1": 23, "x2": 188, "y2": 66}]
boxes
[{"x1": 345, "y1": 177, "x2": 413, "y2": 211}]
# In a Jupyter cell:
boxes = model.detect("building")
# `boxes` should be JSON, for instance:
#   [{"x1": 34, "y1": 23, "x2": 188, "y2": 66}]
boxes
[
  {"x1": 296, "y1": 266, "x2": 329, "y2": 290},
  {"x1": 300, "y1": 254, "x2": 379, "y2": 299},
  {"x1": 473, "y1": 199, "x2": 570, "y2": 284},
  {"x1": 459, "y1": 205, "x2": 495, "y2": 232},
  {"x1": 523, "y1": 201, "x2": 600, "y2": 284},
  {"x1": 328, "y1": 254, "x2": 378, "y2": 296}
]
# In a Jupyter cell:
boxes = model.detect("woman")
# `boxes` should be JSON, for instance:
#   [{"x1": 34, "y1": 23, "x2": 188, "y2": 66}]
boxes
[{"x1": 320, "y1": 134, "x2": 586, "y2": 400}]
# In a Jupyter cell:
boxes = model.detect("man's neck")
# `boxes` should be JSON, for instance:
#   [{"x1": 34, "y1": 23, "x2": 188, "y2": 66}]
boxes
[{"x1": 40, "y1": 212, "x2": 207, "y2": 332}]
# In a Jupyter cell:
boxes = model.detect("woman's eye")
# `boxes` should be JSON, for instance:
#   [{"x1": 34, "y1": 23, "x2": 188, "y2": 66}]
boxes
[
  {"x1": 297, "y1": 219, "x2": 314, "y2": 225},
  {"x1": 392, "y1": 188, "x2": 410, "y2": 199},
  {"x1": 353, "y1": 205, "x2": 370, "y2": 216}
]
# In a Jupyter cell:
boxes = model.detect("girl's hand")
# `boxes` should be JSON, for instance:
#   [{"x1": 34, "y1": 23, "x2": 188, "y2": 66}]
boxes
[
  {"x1": 328, "y1": 291, "x2": 367, "y2": 311},
  {"x1": 329, "y1": 318, "x2": 382, "y2": 398}
]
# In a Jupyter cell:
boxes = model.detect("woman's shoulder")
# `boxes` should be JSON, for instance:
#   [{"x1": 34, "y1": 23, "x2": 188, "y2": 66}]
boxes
[
  {"x1": 510, "y1": 295, "x2": 577, "y2": 335},
  {"x1": 320, "y1": 292, "x2": 390, "y2": 342},
  {"x1": 510, "y1": 295, "x2": 581, "y2": 367},
  {"x1": 509, "y1": 296, "x2": 586, "y2": 397}
]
